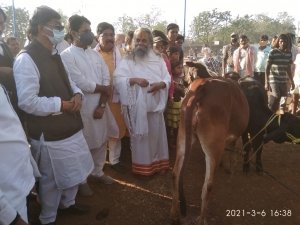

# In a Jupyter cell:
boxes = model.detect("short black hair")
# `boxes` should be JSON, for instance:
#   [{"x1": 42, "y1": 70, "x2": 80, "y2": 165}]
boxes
[
  {"x1": 68, "y1": 14, "x2": 90, "y2": 32},
  {"x1": 0, "y1": 7, "x2": 7, "y2": 22},
  {"x1": 96, "y1": 22, "x2": 114, "y2": 35},
  {"x1": 167, "y1": 46, "x2": 180, "y2": 54},
  {"x1": 176, "y1": 34, "x2": 184, "y2": 42},
  {"x1": 152, "y1": 30, "x2": 168, "y2": 45},
  {"x1": 260, "y1": 35, "x2": 268, "y2": 41},
  {"x1": 167, "y1": 23, "x2": 179, "y2": 32},
  {"x1": 29, "y1": 6, "x2": 61, "y2": 36}
]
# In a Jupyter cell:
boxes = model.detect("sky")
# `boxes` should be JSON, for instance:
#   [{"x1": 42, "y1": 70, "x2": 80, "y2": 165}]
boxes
[{"x1": 1, "y1": 0, "x2": 300, "y2": 35}]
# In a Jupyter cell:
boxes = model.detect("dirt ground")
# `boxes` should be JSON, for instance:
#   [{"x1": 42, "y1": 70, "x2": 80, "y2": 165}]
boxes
[{"x1": 29, "y1": 138, "x2": 300, "y2": 225}]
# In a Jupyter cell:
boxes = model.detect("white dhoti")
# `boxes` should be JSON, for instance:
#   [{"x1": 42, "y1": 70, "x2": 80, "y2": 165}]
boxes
[
  {"x1": 30, "y1": 130, "x2": 94, "y2": 224},
  {"x1": 131, "y1": 112, "x2": 169, "y2": 175}
]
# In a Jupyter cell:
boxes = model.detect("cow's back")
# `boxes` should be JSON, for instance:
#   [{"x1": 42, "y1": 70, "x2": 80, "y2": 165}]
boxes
[{"x1": 186, "y1": 78, "x2": 249, "y2": 142}]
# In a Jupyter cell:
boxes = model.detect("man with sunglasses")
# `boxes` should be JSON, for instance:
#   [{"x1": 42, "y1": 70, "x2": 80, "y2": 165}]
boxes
[{"x1": 13, "y1": 6, "x2": 93, "y2": 225}]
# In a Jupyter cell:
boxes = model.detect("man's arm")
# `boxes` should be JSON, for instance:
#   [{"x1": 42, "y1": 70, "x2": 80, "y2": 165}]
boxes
[
  {"x1": 287, "y1": 64, "x2": 295, "y2": 90},
  {"x1": 13, "y1": 53, "x2": 61, "y2": 116},
  {"x1": 265, "y1": 61, "x2": 271, "y2": 91},
  {"x1": 0, "y1": 67, "x2": 13, "y2": 76},
  {"x1": 222, "y1": 46, "x2": 228, "y2": 76}
]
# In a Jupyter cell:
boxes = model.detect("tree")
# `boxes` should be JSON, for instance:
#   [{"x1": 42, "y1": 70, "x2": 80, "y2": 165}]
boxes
[
  {"x1": 134, "y1": 7, "x2": 168, "y2": 32},
  {"x1": 2, "y1": 6, "x2": 29, "y2": 46},
  {"x1": 114, "y1": 15, "x2": 137, "y2": 34},
  {"x1": 113, "y1": 8, "x2": 168, "y2": 34},
  {"x1": 188, "y1": 9, "x2": 297, "y2": 50},
  {"x1": 190, "y1": 9, "x2": 231, "y2": 46}
]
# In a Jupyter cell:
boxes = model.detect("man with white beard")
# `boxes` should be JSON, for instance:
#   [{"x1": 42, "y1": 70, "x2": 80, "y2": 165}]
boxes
[{"x1": 113, "y1": 28, "x2": 171, "y2": 177}]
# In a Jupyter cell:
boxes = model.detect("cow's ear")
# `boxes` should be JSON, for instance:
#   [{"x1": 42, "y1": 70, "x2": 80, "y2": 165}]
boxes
[{"x1": 186, "y1": 61, "x2": 196, "y2": 67}]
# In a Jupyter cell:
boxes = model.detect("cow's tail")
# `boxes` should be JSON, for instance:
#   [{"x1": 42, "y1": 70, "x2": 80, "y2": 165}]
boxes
[{"x1": 179, "y1": 84, "x2": 205, "y2": 215}]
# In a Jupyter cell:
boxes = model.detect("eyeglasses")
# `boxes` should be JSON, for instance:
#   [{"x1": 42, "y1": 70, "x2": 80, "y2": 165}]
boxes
[
  {"x1": 47, "y1": 23, "x2": 64, "y2": 31},
  {"x1": 100, "y1": 33, "x2": 115, "y2": 38}
]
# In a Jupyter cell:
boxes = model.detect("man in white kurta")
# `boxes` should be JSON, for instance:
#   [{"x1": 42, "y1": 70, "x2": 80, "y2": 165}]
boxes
[
  {"x1": 114, "y1": 28, "x2": 171, "y2": 176},
  {"x1": 13, "y1": 6, "x2": 93, "y2": 225},
  {"x1": 0, "y1": 85, "x2": 38, "y2": 225},
  {"x1": 61, "y1": 15, "x2": 118, "y2": 185}
]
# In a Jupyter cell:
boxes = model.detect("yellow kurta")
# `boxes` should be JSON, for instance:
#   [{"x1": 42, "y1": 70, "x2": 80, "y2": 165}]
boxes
[{"x1": 99, "y1": 50, "x2": 127, "y2": 138}]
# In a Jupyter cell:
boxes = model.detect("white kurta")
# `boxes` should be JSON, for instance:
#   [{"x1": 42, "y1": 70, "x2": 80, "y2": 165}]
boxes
[
  {"x1": 13, "y1": 51, "x2": 94, "y2": 189},
  {"x1": 0, "y1": 86, "x2": 37, "y2": 224},
  {"x1": 113, "y1": 50, "x2": 171, "y2": 175},
  {"x1": 61, "y1": 45, "x2": 118, "y2": 150}
]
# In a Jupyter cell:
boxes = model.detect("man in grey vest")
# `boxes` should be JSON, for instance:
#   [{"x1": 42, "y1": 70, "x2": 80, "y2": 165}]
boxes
[{"x1": 13, "y1": 6, "x2": 94, "y2": 225}]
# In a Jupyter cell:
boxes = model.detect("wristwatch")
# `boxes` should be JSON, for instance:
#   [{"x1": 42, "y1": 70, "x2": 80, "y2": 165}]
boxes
[{"x1": 100, "y1": 103, "x2": 106, "y2": 108}]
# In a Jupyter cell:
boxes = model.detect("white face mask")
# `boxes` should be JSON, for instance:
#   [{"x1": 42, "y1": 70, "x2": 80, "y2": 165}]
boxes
[{"x1": 45, "y1": 26, "x2": 65, "y2": 45}]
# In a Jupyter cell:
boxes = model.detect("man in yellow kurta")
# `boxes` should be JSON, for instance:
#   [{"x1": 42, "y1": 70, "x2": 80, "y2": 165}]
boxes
[{"x1": 94, "y1": 22, "x2": 127, "y2": 172}]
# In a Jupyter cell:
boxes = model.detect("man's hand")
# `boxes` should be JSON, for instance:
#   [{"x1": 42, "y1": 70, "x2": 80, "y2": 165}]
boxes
[
  {"x1": 148, "y1": 82, "x2": 165, "y2": 94},
  {"x1": 290, "y1": 81, "x2": 295, "y2": 91},
  {"x1": 130, "y1": 78, "x2": 149, "y2": 87},
  {"x1": 15, "y1": 217, "x2": 28, "y2": 225},
  {"x1": 93, "y1": 106, "x2": 105, "y2": 119},
  {"x1": 102, "y1": 85, "x2": 112, "y2": 97},
  {"x1": 70, "y1": 93, "x2": 82, "y2": 112},
  {"x1": 0, "y1": 67, "x2": 13, "y2": 76},
  {"x1": 61, "y1": 101, "x2": 75, "y2": 113},
  {"x1": 11, "y1": 214, "x2": 28, "y2": 225},
  {"x1": 265, "y1": 82, "x2": 271, "y2": 92}
]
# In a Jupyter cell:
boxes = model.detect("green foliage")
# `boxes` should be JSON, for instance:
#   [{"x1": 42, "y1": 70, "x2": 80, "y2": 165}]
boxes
[
  {"x1": 114, "y1": 15, "x2": 137, "y2": 34},
  {"x1": 114, "y1": 7, "x2": 168, "y2": 34},
  {"x1": 189, "y1": 9, "x2": 296, "y2": 48},
  {"x1": 1, "y1": 5, "x2": 29, "y2": 47}
]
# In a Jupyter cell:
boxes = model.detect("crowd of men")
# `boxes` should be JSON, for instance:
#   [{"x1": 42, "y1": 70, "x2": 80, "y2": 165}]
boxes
[
  {"x1": 222, "y1": 32, "x2": 299, "y2": 114},
  {"x1": 0, "y1": 5, "x2": 185, "y2": 225},
  {"x1": 1, "y1": 4, "x2": 300, "y2": 225}
]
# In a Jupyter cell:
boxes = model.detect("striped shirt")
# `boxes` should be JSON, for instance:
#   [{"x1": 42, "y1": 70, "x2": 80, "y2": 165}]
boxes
[{"x1": 267, "y1": 48, "x2": 292, "y2": 84}]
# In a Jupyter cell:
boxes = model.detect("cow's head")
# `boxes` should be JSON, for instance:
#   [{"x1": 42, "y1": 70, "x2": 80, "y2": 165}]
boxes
[{"x1": 185, "y1": 61, "x2": 212, "y2": 79}]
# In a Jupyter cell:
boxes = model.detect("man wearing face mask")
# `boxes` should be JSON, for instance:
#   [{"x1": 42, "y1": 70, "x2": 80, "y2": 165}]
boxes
[
  {"x1": 61, "y1": 15, "x2": 118, "y2": 195},
  {"x1": 13, "y1": 6, "x2": 94, "y2": 225}
]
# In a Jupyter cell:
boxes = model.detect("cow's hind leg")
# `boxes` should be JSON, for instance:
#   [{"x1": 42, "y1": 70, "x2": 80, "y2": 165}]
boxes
[
  {"x1": 171, "y1": 133, "x2": 196, "y2": 224},
  {"x1": 171, "y1": 150, "x2": 185, "y2": 224},
  {"x1": 196, "y1": 141, "x2": 224, "y2": 225}
]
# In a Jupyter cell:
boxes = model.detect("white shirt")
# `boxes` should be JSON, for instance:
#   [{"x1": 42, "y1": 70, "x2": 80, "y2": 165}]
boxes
[
  {"x1": 61, "y1": 45, "x2": 117, "y2": 149},
  {"x1": 55, "y1": 40, "x2": 70, "y2": 54},
  {"x1": 294, "y1": 53, "x2": 300, "y2": 85},
  {"x1": 255, "y1": 45, "x2": 271, "y2": 72},
  {"x1": 13, "y1": 52, "x2": 82, "y2": 116},
  {"x1": 61, "y1": 45, "x2": 110, "y2": 93},
  {"x1": 0, "y1": 86, "x2": 36, "y2": 224}
]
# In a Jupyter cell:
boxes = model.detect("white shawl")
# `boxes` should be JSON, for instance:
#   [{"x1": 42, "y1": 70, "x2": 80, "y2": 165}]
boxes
[{"x1": 113, "y1": 50, "x2": 170, "y2": 136}]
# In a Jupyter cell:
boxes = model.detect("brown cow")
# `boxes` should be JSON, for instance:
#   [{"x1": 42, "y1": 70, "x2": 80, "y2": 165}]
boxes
[{"x1": 170, "y1": 65, "x2": 249, "y2": 224}]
